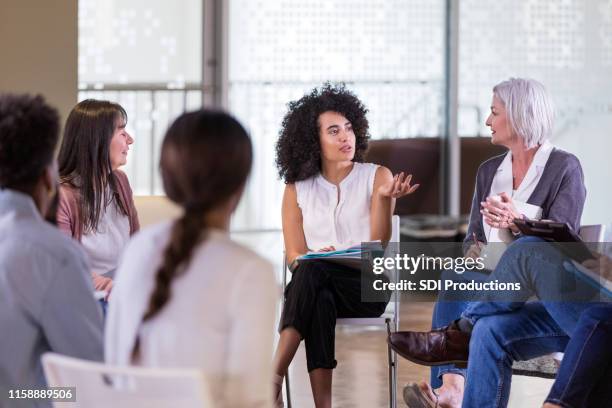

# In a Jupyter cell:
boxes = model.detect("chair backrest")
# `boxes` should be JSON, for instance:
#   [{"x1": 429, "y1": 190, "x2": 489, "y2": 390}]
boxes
[
  {"x1": 579, "y1": 224, "x2": 605, "y2": 242},
  {"x1": 42, "y1": 353, "x2": 213, "y2": 408},
  {"x1": 382, "y1": 215, "x2": 401, "y2": 275},
  {"x1": 133, "y1": 195, "x2": 181, "y2": 228},
  {"x1": 391, "y1": 214, "x2": 400, "y2": 243},
  {"x1": 579, "y1": 224, "x2": 606, "y2": 253},
  {"x1": 386, "y1": 215, "x2": 401, "y2": 329}
]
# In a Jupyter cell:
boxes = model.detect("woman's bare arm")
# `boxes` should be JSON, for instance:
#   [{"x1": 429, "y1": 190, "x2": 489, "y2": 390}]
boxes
[
  {"x1": 370, "y1": 166, "x2": 420, "y2": 245},
  {"x1": 370, "y1": 166, "x2": 395, "y2": 244},
  {"x1": 282, "y1": 184, "x2": 308, "y2": 266}
]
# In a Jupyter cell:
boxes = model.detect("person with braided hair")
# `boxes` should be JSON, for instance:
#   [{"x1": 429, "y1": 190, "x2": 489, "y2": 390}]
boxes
[{"x1": 104, "y1": 110, "x2": 277, "y2": 407}]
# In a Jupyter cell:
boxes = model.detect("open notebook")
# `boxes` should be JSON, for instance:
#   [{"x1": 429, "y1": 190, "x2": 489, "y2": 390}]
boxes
[{"x1": 298, "y1": 242, "x2": 383, "y2": 269}]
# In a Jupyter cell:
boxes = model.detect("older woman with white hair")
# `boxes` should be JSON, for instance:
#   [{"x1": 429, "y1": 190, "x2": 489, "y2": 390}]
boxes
[
  {"x1": 470, "y1": 77, "x2": 583, "y2": 244},
  {"x1": 390, "y1": 78, "x2": 586, "y2": 408}
]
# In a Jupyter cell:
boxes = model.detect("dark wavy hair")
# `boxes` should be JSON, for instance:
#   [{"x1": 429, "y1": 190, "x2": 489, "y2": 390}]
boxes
[
  {"x1": 131, "y1": 110, "x2": 252, "y2": 360},
  {"x1": 0, "y1": 94, "x2": 59, "y2": 191},
  {"x1": 58, "y1": 99, "x2": 128, "y2": 233},
  {"x1": 275, "y1": 83, "x2": 370, "y2": 183}
]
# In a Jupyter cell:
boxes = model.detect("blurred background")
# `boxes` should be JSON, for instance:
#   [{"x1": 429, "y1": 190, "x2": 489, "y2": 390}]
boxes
[
  {"x1": 2, "y1": 0, "x2": 611, "y2": 229},
  {"x1": 2, "y1": 2, "x2": 610, "y2": 405}
]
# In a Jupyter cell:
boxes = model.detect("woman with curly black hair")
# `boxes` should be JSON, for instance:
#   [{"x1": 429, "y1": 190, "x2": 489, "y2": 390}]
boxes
[{"x1": 273, "y1": 83, "x2": 419, "y2": 407}]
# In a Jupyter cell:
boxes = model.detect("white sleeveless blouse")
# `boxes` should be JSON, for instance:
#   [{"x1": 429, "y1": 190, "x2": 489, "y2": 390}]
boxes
[{"x1": 296, "y1": 162, "x2": 379, "y2": 251}]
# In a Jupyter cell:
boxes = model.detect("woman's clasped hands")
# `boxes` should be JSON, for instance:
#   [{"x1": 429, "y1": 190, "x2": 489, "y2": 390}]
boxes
[{"x1": 480, "y1": 192, "x2": 521, "y2": 233}]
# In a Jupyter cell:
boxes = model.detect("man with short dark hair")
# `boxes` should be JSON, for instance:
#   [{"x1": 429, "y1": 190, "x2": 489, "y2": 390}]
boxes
[{"x1": 0, "y1": 94, "x2": 103, "y2": 407}]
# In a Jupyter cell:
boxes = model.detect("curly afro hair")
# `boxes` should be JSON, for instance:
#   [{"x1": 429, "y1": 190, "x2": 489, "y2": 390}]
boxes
[
  {"x1": 275, "y1": 83, "x2": 370, "y2": 183},
  {"x1": 0, "y1": 94, "x2": 59, "y2": 190}
]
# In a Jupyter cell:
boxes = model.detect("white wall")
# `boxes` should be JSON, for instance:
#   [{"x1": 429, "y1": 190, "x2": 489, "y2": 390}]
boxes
[
  {"x1": 0, "y1": 0, "x2": 78, "y2": 125},
  {"x1": 554, "y1": 113, "x2": 612, "y2": 226}
]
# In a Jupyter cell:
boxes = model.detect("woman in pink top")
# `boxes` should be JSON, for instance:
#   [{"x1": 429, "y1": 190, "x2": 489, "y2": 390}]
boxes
[{"x1": 57, "y1": 100, "x2": 139, "y2": 293}]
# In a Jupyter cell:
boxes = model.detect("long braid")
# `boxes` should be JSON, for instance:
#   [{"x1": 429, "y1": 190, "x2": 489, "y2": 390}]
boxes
[
  {"x1": 131, "y1": 209, "x2": 207, "y2": 360},
  {"x1": 130, "y1": 109, "x2": 252, "y2": 362}
]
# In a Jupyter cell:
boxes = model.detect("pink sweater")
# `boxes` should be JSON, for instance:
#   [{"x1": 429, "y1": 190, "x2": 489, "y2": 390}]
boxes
[{"x1": 57, "y1": 170, "x2": 140, "y2": 241}]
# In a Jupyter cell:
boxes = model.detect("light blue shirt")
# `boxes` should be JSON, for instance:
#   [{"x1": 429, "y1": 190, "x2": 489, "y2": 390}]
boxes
[{"x1": 0, "y1": 189, "x2": 103, "y2": 407}]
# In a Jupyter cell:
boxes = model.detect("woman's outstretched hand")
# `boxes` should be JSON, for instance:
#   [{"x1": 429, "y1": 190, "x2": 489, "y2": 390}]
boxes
[{"x1": 377, "y1": 172, "x2": 420, "y2": 199}]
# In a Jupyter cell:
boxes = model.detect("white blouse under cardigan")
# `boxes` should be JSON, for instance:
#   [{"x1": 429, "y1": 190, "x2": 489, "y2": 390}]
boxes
[
  {"x1": 105, "y1": 224, "x2": 278, "y2": 407},
  {"x1": 485, "y1": 140, "x2": 554, "y2": 242}
]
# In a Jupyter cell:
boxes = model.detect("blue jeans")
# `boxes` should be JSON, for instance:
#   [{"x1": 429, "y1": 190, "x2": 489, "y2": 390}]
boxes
[
  {"x1": 459, "y1": 237, "x2": 609, "y2": 407},
  {"x1": 430, "y1": 269, "x2": 489, "y2": 388},
  {"x1": 98, "y1": 299, "x2": 108, "y2": 317},
  {"x1": 463, "y1": 303, "x2": 571, "y2": 408},
  {"x1": 545, "y1": 304, "x2": 612, "y2": 408}
]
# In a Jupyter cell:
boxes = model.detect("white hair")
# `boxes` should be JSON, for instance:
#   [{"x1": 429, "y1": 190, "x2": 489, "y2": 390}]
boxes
[{"x1": 492, "y1": 78, "x2": 554, "y2": 149}]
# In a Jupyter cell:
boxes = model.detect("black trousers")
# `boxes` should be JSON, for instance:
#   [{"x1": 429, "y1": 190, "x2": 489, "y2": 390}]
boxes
[{"x1": 280, "y1": 260, "x2": 389, "y2": 372}]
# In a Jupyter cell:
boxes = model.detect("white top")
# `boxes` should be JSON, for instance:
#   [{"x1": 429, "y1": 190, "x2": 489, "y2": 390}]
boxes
[
  {"x1": 81, "y1": 200, "x2": 130, "y2": 276},
  {"x1": 105, "y1": 223, "x2": 278, "y2": 408},
  {"x1": 296, "y1": 162, "x2": 379, "y2": 250},
  {"x1": 485, "y1": 141, "x2": 554, "y2": 242}
]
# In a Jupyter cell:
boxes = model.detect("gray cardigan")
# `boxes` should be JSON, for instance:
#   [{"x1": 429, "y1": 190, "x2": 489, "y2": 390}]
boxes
[{"x1": 464, "y1": 147, "x2": 587, "y2": 252}]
